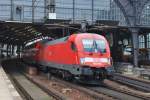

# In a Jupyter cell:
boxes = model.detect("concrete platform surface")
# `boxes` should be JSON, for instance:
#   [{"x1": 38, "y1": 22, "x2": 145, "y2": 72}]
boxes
[{"x1": 0, "y1": 66, "x2": 22, "y2": 100}]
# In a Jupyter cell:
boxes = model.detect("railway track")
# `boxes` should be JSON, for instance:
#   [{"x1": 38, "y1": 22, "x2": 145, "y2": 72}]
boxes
[
  {"x1": 2, "y1": 59, "x2": 149, "y2": 100},
  {"x1": 25, "y1": 74, "x2": 149, "y2": 100},
  {"x1": 18, "y1": 61, "x2": 142, "y2": 100},
  {"x1": 113, "y1": 73, "x2": 150, "y2": 92},
  {"x1": 25, "y1": 72, "x2": 114, "y2": 100},
  {"x1": 25, "y1": 74, "x2": 69, "y2": 100},
  {"x1": 36, "y1": 73, "x2": 146, "y2": 100},
  {"x1": 1, "y1": 59, "x2": 66, "y2": 100},
  {"x1": 2, "y1": 59, "x2": 115, "y2": 100},
  {"x1": 103, "y1": 79, "x2": 150, "y2": 100},
  {"x1": 8, "y1": 73, "x2": 56, "y2": 100},
  {"x1": 87, "y1": 86, "x2": 143, "y2": 100}
]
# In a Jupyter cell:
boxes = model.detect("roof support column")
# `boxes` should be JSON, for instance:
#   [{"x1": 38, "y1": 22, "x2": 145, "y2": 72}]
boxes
[
  {"x1": 11, "y1": 45, "x2": 14, "y2": 56},
  {"x1": 6, "y1": 44, "x2": 9, "y2": 57},
  {"x1": 9, "y1": 45, "x2": 11, "y2": 57},
  {"x1": 1, "y1": 44, "x2": 4, "y2": 58},
  {"x1": 92, "y1": 0, "x2": 94, "y2": 23},
  {"x1": 144, "y1": 34, "x2": 147, "y2": 49},
  {"x1": 32, "y1": 0, "x2": 35, "y2": 23},
  {"x1": 112, "y1": 29, "x2": 120, "y2": 62},
  {"x1": 11, "y1": 0, "x2": 14, "y2": 21},
  {"x1": 0, "y1": 43, "x2": 1, "y2": 56},
  {"x1": 73, "y1": 0, "x2": 75, "y2": 23},
  {"x1": 18, "y1": 45, "x2": 21, "y2": 58},
  {"x1": 130, "y1": 28, "x2": 139, "y2": 67}
]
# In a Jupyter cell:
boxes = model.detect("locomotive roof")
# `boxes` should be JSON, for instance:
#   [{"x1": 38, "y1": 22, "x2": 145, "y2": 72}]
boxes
[
  {"x1": 44, "y1": 36, "x2": 69, "y2": 45},
  {"x1": 43, "y1": 33, "x2": 106, "y2": 46},
  {"x1": 25, "y1": 39, "x2": 51, "y2": 48},
  {"x1": 25, "y1": 33, "x2": 106, "y2": 48},
  {"x1": 40, "y1": 39, "x2": 52, "y2": 44}
]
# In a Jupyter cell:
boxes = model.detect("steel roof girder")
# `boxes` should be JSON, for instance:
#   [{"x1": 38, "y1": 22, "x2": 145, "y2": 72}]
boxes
[{"x1": 114, "y1": 0, "x2": 150, "y2": 26}]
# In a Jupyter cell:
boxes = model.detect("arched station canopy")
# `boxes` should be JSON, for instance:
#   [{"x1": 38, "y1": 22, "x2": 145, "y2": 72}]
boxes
[
  {"x1": 0, "y1": 20, "x2": 80, "y2": 46},
  {"x1": 114, "y1": 0, "x2": 150, "y2": 26},
  {"x1": 0, "y1": 21, "x2": 48, "y2": 45}
]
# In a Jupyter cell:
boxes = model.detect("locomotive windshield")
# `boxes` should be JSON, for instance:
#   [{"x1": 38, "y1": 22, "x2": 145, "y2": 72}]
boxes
[{"x1": 82, "y1": 39, "x2": 106, "y2": 53}]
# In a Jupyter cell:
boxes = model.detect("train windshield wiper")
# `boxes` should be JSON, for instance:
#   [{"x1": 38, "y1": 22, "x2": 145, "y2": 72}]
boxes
[{"x1": 89, "y1": 41, "x2": 95, "y2": 52}]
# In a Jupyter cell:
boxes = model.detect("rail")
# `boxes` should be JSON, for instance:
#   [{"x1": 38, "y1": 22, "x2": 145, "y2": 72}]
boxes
[{"x1": 113, "y1": 73, "x2": 150, "y2": 92}]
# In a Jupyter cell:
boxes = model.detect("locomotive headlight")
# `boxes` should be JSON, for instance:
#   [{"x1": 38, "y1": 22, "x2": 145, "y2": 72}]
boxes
[
  {"x1": 80, "y1": 58, "x2": 85, "y2": 64},
  {"x1": 80, "y1": 57, "x2": 94, "y2": 64},
  {"x1": 99, "y1": 58, "x2": 111, "y2": 64},
  {"x1": 108, "y1": 57, "x2": 113, "y2": 65},
  {"x1": 107, "y1": 58, "x2": 111, "y2": 64}
]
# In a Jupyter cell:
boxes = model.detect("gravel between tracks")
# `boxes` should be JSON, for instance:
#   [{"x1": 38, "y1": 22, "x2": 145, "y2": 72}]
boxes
[{"x1": 26, "y1": 73, "x2": 113, "y2": 100}]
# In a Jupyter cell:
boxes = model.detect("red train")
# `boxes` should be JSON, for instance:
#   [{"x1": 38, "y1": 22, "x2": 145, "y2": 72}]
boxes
[{"x1": 22, "y1": 33, "x2": 114, "y2": 84}]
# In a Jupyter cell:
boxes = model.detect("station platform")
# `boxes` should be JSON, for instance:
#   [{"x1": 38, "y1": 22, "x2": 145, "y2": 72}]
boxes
[{"x1": 0, "y1": 65, "x2": 22, "y2": 100}]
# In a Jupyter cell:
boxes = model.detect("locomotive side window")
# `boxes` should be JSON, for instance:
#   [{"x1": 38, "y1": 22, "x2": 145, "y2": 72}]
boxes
[
  {"x1": 71, "y1": 42, "x2": 77, "y2": 51},
  {"x1": 82, "y1": 39, "x2": 106, "y2": 53}
]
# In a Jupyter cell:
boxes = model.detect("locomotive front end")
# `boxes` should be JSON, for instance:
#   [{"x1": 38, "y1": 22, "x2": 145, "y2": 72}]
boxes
[{"x1": 74, "y1": 34, "x2": 114, "y2": 83}]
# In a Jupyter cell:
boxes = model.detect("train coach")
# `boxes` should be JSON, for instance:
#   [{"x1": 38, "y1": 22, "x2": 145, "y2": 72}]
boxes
[{"x1": 22, "y1": 33, "x2": 114, "y2": 84}]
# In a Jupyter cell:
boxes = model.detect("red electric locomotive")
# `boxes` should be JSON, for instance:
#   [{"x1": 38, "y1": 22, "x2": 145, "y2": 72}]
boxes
[{"x1": 23, "y1": 33, "x2": 114, "y2": 84}]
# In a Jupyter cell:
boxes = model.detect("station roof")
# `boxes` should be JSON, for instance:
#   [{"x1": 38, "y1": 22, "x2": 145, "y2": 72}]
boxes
[
  {"x1": 0, "y1": 21, "x2": 79, "y2": 45},
  {"x1": 0, "y1": 21, "x2": 45, "y2": 45},
  {"x1": 0, "y1": 20, "x2": 150, "y2": 46}
]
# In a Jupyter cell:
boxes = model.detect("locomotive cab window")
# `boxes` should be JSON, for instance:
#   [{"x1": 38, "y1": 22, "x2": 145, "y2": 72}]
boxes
[
  {"x1": 71, "y1": 42, "x2": 77, "y2": 51},
  {"x1": 82, "y1": 39, "x2": 106, "y2": 53}
]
